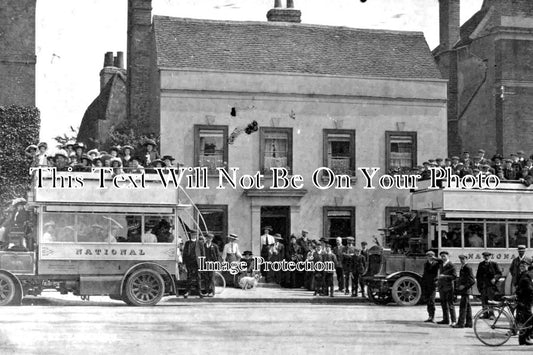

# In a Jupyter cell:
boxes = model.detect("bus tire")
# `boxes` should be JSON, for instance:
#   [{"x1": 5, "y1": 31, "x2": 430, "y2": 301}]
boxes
[
  {"x1": 391, "y1": 276, "x2": 421, "y2": 306},
  {"x1": 0, "y1": 273, "x2": 17, "y2": 306},
  {"x1": 124, "y1": 268, "x2": 165, "y2": 306}
]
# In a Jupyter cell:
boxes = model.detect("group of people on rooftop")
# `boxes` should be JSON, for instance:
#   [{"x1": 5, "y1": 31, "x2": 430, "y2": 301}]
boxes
[
  {"x1": 396, "y1": 149, "x2": 533, "y2": 185},
  {"x1": 23, "y1": 139, "x2": 177, "y2": 174}
]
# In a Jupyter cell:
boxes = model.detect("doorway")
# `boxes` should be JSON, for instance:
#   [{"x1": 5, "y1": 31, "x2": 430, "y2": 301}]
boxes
[{"x1": 260, "y1": 206, "x2": 290, "y2": 240}]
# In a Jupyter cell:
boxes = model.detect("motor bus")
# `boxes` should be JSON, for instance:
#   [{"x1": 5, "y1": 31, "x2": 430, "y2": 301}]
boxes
[
  {"x1": 0, "y1": 169, "x2": 209, "y2": 306},
  {"x1": 364, "y1": 179, "x2": 531, "y2": 306}
]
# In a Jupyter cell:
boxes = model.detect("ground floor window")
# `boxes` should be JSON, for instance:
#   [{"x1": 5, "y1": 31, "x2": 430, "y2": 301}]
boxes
[
  {"x1": 323, "y1": 207, "x2": 355, "y2": 243},
  {"x1": 197, "y1": 205, "x2": 227, "y2": 251}
]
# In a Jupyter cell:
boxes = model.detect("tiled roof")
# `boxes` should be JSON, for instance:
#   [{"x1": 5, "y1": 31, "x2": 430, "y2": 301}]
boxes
[{"x1": 153, "y1": 16, "x2": 442, "y2": 80}]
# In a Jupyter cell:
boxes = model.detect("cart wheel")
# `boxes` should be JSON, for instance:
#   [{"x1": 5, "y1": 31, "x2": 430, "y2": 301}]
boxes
[
  {"x1": 391, "y1": 276, "x2": 421, "y2": 306},
  {"x1": 0, "y1": 273, "x2": 16, "y2": 306},
  {"x1": 124, "y1": 269, "x2": 164, "y2": 306}
]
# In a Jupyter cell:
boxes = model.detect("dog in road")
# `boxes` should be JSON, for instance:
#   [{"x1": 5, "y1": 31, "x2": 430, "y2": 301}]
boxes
[{"x1": 239, "y1": 274, "x2": 260, "y2": 290}]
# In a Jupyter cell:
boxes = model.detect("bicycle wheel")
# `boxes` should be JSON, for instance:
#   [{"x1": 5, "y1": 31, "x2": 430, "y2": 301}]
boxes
[
  {"x1": 474, "y1": 307, "x2": 514, "y2": 346},
  {"x1": 213, "y1": 272, "x2": 226, "y2": 295}
]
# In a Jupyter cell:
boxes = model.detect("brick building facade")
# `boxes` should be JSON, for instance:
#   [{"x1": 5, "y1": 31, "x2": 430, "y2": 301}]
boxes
[
  {"x1": 435, "y1": 0, "x2": 533, "y2": 157},
  {"x1": 0, "y1": 0, "x2": 36, "y2": 106}
]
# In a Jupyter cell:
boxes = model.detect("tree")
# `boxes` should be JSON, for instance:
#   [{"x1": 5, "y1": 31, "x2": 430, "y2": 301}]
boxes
[
  {"x1": 53, "y1": 125, "x2": 79, "y2": 147},
  {"x1": 0, "y1": 105, "x2": 40, "y2": 206}
]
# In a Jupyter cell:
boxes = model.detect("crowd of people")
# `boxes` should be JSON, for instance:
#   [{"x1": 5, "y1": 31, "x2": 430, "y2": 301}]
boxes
[
  {"x1": 23, "y1": 139, "x2": 176, "y2": 174},
  {"x1": 178, "y1": 227, "x2": 371, "y2": 298},
  {"x1": 393, "y1": 149, "x2": 533, "y2": 185},
  {"x1": 421, "y1": 246, "x2": 533, "y2": 346}
]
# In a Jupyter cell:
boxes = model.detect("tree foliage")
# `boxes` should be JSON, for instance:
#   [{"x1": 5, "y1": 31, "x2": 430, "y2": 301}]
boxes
[
  {"x1": 53, "y1": 125, "x2": 78, "y2": 147},
  {"x1": 0, "y1": 105, "x2": 40, "y2": 206}
]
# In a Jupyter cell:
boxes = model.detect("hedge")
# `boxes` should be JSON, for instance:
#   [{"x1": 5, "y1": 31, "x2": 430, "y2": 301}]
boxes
[{"x1": 0, "y1": 105, "x2": 40, "y2": 207}]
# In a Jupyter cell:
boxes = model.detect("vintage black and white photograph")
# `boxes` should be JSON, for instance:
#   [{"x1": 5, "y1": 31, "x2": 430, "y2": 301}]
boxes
[{"x1": 1, "y1": 0, "x2": 533, "y2": 353}]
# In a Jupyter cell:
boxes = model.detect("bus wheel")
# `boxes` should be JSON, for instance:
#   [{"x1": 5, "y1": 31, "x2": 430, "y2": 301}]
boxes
[
  {"x1": 0, "y1": 273, "x2": 16, "y2": 306},
  {"x1": 391, "y1": 276, "x2": 421, "y2": 306},
  {"x1": 124, "y1": 269, "x2": 165, "y2": 306}
]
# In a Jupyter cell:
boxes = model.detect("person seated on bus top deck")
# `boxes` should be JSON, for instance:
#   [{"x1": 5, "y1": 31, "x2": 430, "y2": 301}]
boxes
[
  {"x1": 141, "y1": 224, "x2": 158, "y2": 243},
  {"x1": 42, "y1": 221, "x2": 56, "y2": 242},
  {"x1": 153, "y1": 219, "x2": 174, "y2": 243},
  {"x1": 128, "y1": 156, "x2": 144, "y2": 174}
]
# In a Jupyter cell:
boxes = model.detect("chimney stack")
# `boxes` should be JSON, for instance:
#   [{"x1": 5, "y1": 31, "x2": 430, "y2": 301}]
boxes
[
  {"x1": 127, "y1": 0, "x2": 154, "y2": 132},
  {"x1": 267, "y1": 0, "x2": 301, "y2": 23},
  {"x1": 439, "y1": 0, "x2": 460, "y2": 51},
  {"x1": 100, "y1": 51, "x2": 127, "y2": 90}
]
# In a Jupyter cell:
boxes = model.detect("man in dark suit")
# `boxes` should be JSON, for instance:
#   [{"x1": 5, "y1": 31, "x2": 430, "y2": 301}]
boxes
[
  {"x1": 510, "y1": 245, "x2": 532, "y2": 292},
  {"x1": 453, "y1": 254, "x2": 476, "y2": 328},
  {"x1": 322, "y1": 245, "x2": 338, "y2": 297},
  {"x1": 351, "y1": 248, "x2": 366, "y2": 297},
  {"x1": 182, "y1": 230, "x2": 206, "y2": 298},
  {"x1": 516, "y1": 263, "x2": 533, "y2": 346},
  {"x1": 421, "y1": 251, "x2": 440, "y2": 322},
  {"x1": 436, "y1": 251, "x2": 457, "y2": 325},
  {"x1": 342, "y1": 237, "x2": 356, "y2": 295},
  {"x1": 203, "y1": 233, "x2": 220, "y2": 297},
  {"x1": 333, "y1": 237, "x2": 344, "y2": 293},
  {"x1": 476, "y1": 251, "x2": 502, "y2": 317}
]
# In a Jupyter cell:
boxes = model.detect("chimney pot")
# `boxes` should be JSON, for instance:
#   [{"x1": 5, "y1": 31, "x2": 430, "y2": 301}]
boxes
[
  {"x1": 287, "y1": 0, "x2": 294, "y2": 8},
  {"x1": 104, "y1": 52, "x2": 114, "y2": 67},
  {"x1": 274, "y1": 0, "x2": 281, "y2": 8},
  {"x1": 116, "y1": 51, "x2": 124, "y2": 69}
]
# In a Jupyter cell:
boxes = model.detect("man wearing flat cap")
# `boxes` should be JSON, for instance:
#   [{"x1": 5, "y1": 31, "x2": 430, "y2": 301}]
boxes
[
  {"x1": 421, "y1": 251, "x2": 440, "y2": 322},
  {"x1": 476, "y1": 251, "x2": 502, "y2": 317},
  {"x1": 510, "y1": 245, "x2": 532, "y2": 292},
  {"x1": 436, "y1": 251, "x2": 457, "y2": 325},
  {"x1": 453, "y1": 255, "x2": 475, "y2": 328}
]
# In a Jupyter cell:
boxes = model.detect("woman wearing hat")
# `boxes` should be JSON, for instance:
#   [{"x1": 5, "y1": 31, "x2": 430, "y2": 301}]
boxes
[
  {"x1": 121, "y1": 145, "x2": 134, "y2": 169},
  {"x1": 143, "y1": 139, "x2": 160, "y2": 166},
  {"x1": 129, "y1": 156, "x2": 144, "y2": 174},
  {"x1": 110, "y1": 157, "x2": 124, "y2": 175},
  {"x1": 222, "y1": 233, "x2": 242, "y2": 263},
  {"x1": 36, "y1": 142, "x2": 49, "y2": 166},
  {"x1": 54, "y1": 150, "x2": 70, "y2": 171},
  {"x1": 25, "y1": 144, "x2": 38, "y2": 165}
]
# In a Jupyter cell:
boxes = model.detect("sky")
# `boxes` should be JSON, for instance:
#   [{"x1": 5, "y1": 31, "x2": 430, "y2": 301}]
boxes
[{"x1": 35, "y1": 0, "x2": 484, "y2": 145}]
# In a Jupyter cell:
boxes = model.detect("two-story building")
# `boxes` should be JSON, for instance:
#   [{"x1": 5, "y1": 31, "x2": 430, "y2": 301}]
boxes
[{"x1": 119, "y1": 0, "x2": 449, "y2": 253}]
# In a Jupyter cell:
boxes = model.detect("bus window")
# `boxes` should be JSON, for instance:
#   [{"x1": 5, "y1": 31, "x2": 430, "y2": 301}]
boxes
[
  {"x1": 42, "y1": 213, "x2": 76, "y2": 242},
  {"x1": 509, "y1": 223, "x2": 527, "y2": 248},
  {"x1": 486, "y1": 223, "x2": 505, "y2": 248},
  {"x1": 441, "y1": 222, "x2": 461, "y2": 247},
  {"x1": 464, "y1": 222, "x2": 484, "y2": 247},
  {"x1": 151, "y1": 217, "x2": 174, "y2": 243},
  {"x1": 125, "y1": 215, "x2": 142, "y2": 243}
]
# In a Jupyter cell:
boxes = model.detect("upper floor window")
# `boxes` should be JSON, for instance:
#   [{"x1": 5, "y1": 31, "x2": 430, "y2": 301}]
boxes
[
  {"x1": 385, "y1": 131, "x2": 417, "y2": 171},
  {"x1": 323, "y1": 129, "x2": 355, "y2": 176},
  {"x1": 260, "y1": 127, "x2": 292, "y2": 174},
  {"x1": 194, "y1": 125, "x2": 228, "y2": 174}
]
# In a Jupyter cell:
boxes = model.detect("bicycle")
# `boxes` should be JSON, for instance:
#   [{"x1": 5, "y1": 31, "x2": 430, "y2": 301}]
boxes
[
  {"x1": 213, "y1": 271, "x2": 226, "y2": 295},
  {"x1": 473, "y1": 295, "x2": 533, "y2": 346}
]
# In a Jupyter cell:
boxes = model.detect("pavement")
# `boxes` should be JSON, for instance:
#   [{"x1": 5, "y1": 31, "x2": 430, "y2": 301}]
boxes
[{"x1": 168, "y1": 282, "x2": 371, "y2": 303}]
